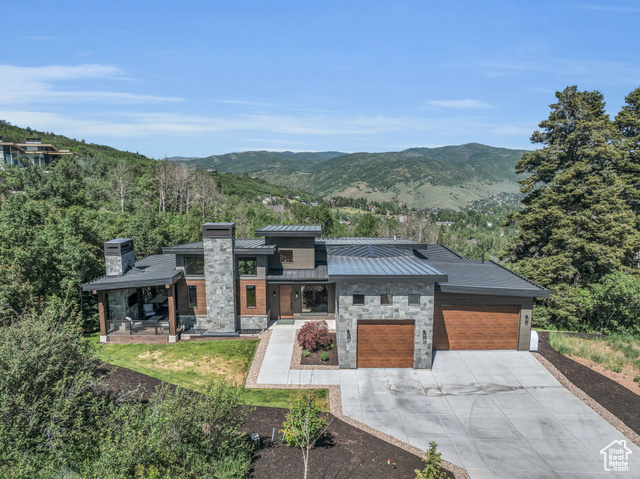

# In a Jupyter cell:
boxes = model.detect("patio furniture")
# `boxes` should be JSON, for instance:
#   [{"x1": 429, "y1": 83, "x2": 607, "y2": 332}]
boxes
[
  {"x1": 126, "y1": 316, "x2": 144, "y2": 335},
  {"x1": 143, "y1": 303, "x2": 155, "y2": 319}
]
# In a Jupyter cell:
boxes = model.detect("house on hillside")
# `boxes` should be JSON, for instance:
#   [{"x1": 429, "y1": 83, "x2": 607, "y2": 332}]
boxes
[
  {"x1": 82, "y1": 223, "x2": 549, "y2": 369},
  {"x1": 0, "y1": 137, "x2": 74, "y2": 166}
]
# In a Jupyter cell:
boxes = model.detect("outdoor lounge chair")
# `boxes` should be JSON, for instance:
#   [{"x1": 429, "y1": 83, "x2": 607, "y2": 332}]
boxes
[
  {"x1": 126, "y1": 316, "x2": 144, "y2": 335},
  {"x1": 142, "y1": 303, "x2": 155, "y2": 319}
]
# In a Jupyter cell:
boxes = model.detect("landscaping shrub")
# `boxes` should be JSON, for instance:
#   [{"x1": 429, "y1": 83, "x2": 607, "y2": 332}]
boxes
[
  {"x1": 319, "y1": 351, "x2": 330, "y2": 361},
  {"x1": 297, "y1": 320, "x2": 330, "y2": 351},
  {"x1": 301, "y1": 349, "x2": 310, "y2": 358}
]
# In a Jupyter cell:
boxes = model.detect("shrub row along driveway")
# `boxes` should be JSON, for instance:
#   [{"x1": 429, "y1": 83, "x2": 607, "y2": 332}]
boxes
[{"x1": 258, "y1": 329, "x2": 640, "y2": 478}]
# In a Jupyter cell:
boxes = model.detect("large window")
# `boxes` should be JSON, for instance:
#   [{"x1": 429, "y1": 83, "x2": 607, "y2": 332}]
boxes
[
  {"x1": 185, "y1": 256, "x2": 204, "y2": 275},
  {"x1": 238, "y1": 257, "x2": 257, "y2": 276},
  {"x1": 302, "y1": 285, "x2": 328, "y2": 314},
  {"x1": 280, "y1": 250, "x2": 293, "y2": 264},
  {"x1": 246, "y1": 285, "x2": 256, "y2": 308},
  {"x1": 188, "y1": 285, "x2": 198, "y2": 308}
]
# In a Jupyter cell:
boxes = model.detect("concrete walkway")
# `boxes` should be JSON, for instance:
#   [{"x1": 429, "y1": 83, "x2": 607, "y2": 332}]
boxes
[{"x1": 257, "y1": 328, "x2": 640, "y2": 478}]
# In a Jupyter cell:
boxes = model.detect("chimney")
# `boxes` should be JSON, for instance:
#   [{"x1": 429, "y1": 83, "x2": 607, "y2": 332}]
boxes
[
  {"x1": 104, "y1": 238, "x2": 135, "y2": 276},
  {"x1": 202, "y1": 223, "x2": 237, "y2": 332}
]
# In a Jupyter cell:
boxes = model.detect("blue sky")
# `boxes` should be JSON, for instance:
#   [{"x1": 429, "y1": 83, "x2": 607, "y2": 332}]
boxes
[{"x1": 1, "y1": 1, "x2": 639, "y2": 158}]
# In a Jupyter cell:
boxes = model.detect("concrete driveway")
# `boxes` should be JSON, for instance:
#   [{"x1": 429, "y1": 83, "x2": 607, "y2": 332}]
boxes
[{"x1": 258, "y1": 329, "x2": 640, "y2": 478}]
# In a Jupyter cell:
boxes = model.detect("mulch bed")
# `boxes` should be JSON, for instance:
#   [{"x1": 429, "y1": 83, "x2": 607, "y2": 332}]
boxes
[
  {"x1": 300, "y1": 333, "x2": 339, "y2": 366},
  {"x1": 95, "y1": 362, "x2": 454, "y2": 479},
  {"x1": 537, "y1": 331, "x2": 640, "y2": 436}
]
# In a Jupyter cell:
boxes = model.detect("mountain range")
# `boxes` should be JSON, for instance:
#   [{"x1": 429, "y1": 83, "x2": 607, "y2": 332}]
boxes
[{"x1": 170, "y1": 143, "x2": 529, "y2": 209}]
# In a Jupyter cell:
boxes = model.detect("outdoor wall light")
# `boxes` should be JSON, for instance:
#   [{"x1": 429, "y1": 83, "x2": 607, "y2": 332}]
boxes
[
  {"x1": 347, "y1": 330, "x2": 351, "y2": 342},
  {"x1": 423, "y1": 330, "x2": 427, "y2": 342},
  {"x1": 295, "y1": 292, "x2": 299, "y2": 299},
  {"x1": 525, "y1": 315, "x2": 529, "y2": 326},
  {"x1": 272, "y1": 291, "x2": 277, "y2": 298}
]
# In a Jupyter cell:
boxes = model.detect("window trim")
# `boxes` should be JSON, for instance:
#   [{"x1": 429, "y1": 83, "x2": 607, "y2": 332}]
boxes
[
  {"x1": 353, "y1": 294, "x2": 365, "y2": 305},
  {"x1": 237, "y1": 257, "x2": 258, "y2": 276},
  {"x1": 408, "y1": 294, "x2": 421, "y2": 306},
  {"x1": 187, "y1": 285, "x2": 198, "y2": 308},
  {"x1": 246, "y1": 285, "x2": 257, "y2": 309},
  {"x1": 380, "y1": 294, "x2": 393, "y2": 305},
  {"x1": 279, "y1": 249, "x2": 293, "y2": 264},
  {"x1": 184, "y1": 256, "x2": 205, "y2": 276}
]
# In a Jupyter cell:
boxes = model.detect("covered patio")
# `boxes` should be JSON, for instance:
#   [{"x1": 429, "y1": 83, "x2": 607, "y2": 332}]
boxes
[{"x1": 82, "y1": 254, "x2": 184, "y2": 343}]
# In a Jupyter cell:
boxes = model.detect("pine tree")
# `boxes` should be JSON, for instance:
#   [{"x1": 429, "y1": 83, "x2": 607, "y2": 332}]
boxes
[{"x1": 503, "y1": 86, "x2": 640, "y2": 293}]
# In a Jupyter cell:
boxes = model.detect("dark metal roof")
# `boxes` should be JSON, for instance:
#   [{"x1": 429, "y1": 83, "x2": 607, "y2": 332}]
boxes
[
  {"x1": 235, "y1": 238, "x2": 276, "y2": 255},
  {"x1": 414, "y1": 244, "x2": 467, "y2": 263},
  {"x1": 321, "y1": 237, "x2": 421, "y2": 245},
  {"x1": 255, "y1": 225, "x2": 322, "y2": 237},
  {"x1": 427, "y1": 260, "x2": 550, "y2": 297},
  {"x1": 266, "y1": 265, "x2": 329, "y2": 282},
  {"x1": 162, "y1": 239, "x2": 276, "y2": 255},
  {"x1": 327, "y1": 253, "x2": 448, "y2": 282},
  {"x1": 82, "y1": 254, "x2": 182, "y2": 291},
  {"x1": 162, "y1": 241, "x2": 204, "y2": 255}
]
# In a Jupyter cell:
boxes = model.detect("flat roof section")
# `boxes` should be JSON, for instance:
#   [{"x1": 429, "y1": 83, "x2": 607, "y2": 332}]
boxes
[{"x1": 255, "y1": 225, "x2": 322, "y2": 237}]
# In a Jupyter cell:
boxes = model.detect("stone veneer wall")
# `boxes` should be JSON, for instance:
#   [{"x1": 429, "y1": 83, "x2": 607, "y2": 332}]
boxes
[
  {"x1": 203, "y1": 236, "x2": 237, "y2": 332},
  {"x1": 238, "y1": 314, "x2": 269, "y2": 333},
  {"x1": 107, "y1": 288, "x2": 138, "y2": 322},
  {"x1": 105, "y1": 250, "x2": 135, "y2": 276},
  {"x1": 336, "y1": 281, "x2": 434, "y2": 369}
]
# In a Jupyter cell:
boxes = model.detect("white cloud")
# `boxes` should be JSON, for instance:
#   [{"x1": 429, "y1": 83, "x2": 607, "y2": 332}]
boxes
[
  {"x1": 0, "y1": 64, "x2": 182, "y2": 105},
  {"x1": 427, "y1": 99, "x2": 492, "y2": 109}
]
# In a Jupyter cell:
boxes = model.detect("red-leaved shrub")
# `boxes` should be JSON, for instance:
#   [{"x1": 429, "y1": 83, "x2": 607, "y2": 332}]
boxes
[{"x1": 296, "y1": 321, "x2": 330, "y2": 351}]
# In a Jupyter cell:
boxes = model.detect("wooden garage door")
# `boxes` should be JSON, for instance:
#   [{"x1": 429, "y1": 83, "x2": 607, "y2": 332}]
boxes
[
  {"x1": 357, "y1": 320, "x2": 414, "y2": 368},
  {"x1": 433, "y1": 305, "x2": 519, "y2": 350}
]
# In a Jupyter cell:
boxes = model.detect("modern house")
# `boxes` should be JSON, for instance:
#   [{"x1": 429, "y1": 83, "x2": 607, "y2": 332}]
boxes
[
  {"x1": 0, "y1": 137, "x2": 74, "y2": 166},
  {"x1": 82, "y1": 223, "x2": 549, "y2": 369}
]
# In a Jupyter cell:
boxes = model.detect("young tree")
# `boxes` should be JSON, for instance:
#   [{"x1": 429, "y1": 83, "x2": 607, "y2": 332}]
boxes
[{"x1": 281, "y1": 391, "x2": 330, "y2": 479}]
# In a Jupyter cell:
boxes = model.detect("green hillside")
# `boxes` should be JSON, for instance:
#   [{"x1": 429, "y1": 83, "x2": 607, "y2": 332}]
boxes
[
  {"x1": 0, "y1": 120, "x2": 149, "y2": 165},
  {"x1": 170, "y1": 150, "x2": 344, "y2": 173},
  {"x1": 170, "y1": 143, "x2": 529, "y2": 209}
]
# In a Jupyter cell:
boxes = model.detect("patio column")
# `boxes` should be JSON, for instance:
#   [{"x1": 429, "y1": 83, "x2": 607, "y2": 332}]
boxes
[
  {"x1": 97, "y1": 290, "x2": 108, "y2": 343},
  {"x1": 167, "y1": 284, "x2": 178, "y2": 343}
]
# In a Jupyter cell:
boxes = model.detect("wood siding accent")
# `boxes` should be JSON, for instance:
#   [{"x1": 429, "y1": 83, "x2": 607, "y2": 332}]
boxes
[
  {"x1": 433, "y1": 304, "x2": 519, "y2": 350},
  {"x1": 237, "y1": 279, "x2": 267, "y2": 315},
  {"x1": 177, "y1": 279, "x2": 207, "y2": 316},
  {"x1": 357, "y1": 320, "x2": 415, "y2": 368}
]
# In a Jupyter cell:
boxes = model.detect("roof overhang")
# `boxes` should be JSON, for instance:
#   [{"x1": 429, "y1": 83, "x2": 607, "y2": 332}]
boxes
[
  {"x1": 235, "y1": 246, "x2": 276, "y2": 255},
  {"x1": 82, "y1": 270, "x2": 183, "y2": 292}
]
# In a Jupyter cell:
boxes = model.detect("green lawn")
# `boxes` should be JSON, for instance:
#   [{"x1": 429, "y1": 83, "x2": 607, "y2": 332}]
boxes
[{"x1": 85, "y1": 333, "x2": 329, "y2": 410}]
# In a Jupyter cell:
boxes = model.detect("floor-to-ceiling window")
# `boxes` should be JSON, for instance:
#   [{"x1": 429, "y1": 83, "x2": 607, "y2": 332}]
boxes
[{"x1": 301, "y1": 285, "x2": 328, "y2": 315}]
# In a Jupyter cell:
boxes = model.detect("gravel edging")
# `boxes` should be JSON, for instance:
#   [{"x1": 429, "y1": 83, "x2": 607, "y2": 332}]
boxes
[
  {"x1": 533, "y1": 351, "x2": 640, "y2": 448},
  {"x1": 245, "y1": 330, "x2": 468, "y2": 479}
]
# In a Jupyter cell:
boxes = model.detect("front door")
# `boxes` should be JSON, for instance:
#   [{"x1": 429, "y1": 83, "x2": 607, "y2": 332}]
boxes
[{"x1": 279, "y1": 285, "x2": 293, "y2": 318}]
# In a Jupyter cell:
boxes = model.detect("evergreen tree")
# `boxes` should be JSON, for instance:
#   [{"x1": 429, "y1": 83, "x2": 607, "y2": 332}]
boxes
[{"x1": 503, "y1": 86, "x2": 640, "y2": 294}]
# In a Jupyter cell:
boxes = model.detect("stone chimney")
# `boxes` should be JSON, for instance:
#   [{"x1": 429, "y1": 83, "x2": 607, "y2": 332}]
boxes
[
  {"x1": 104, "y1": 238, "x2": 135, "y2": 276},
  {"x1": 203, "y1": 223, "x2": 236, "y2": 332}
]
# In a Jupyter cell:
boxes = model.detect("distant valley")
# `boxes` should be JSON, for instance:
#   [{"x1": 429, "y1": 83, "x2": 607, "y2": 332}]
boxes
[{"x1": 169, "y1": 143, "x2": 529, "y2": 209}]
